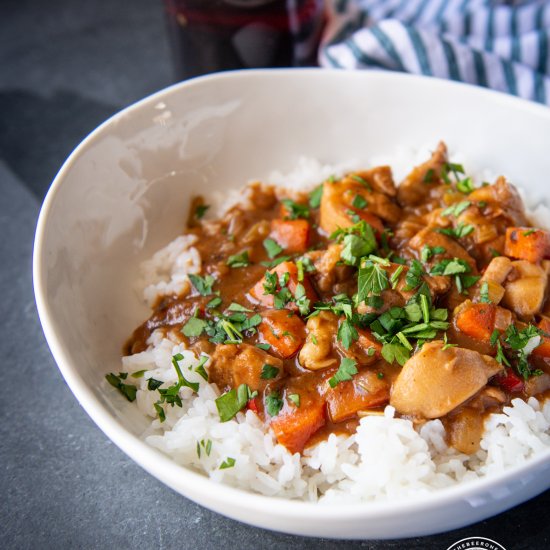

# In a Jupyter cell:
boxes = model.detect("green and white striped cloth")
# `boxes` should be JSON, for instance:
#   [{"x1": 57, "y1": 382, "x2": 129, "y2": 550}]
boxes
[{"x1": 320, "y1": 0, "x2": 550, "y2": 105}]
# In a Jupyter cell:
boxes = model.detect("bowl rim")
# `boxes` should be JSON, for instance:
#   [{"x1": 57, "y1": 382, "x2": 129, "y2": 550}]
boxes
[{"x1": 33, "y1": 68, "x2": 550, "y2": 523}]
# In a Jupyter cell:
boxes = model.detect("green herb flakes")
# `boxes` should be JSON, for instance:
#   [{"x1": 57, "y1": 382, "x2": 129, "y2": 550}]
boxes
[
  {"x1": 263, "y1": 238, "x2": 283, "y2": 259},
  {"x1": 260, "y1": 364, "x2": 280, "y2": 379},
  {"x1": 281, "y1": 199, "x2": 310, "y2": 220},
  {"x1": 105, "y1": 373, "x2": 137, "y2": 402},
  {"x1": 309, "y1": 184, "x2": 324, "y2": 209},
  {"x1": 288, "y1": 393, "x2": 300, "y2": 407},
  {"x1": 266, "y1": 392, "x2": 284, "y2": 417},
  {"x1": 219, "y1": 457, "x2": 236, "y2": 470},
  {"x1": 352, "y1": 194, "x2": 368, "y2": 209},
  {"x1": 215, "y1": 384, "x2": 257, "y2": 422},
  {"x1": 328, "y1": 358, "x2": 358, "y2": 388},
  {"x1": 182, "y1": 316, "x2": 208, "y2": 338},
  {"x1": 227, "y1": 251, "x2": 250, "y2": 268},
  {"x1": 195, "y1": 204, "x2": 210, "y2": 219},
  {"x1": 188, "y1": 273, "x2": 215, "y2": 296}
]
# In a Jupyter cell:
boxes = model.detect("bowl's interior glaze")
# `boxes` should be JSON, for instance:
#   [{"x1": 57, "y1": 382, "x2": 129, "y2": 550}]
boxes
[{"x1": 34, "y1": 70, "x2": 550, "y2": 538}]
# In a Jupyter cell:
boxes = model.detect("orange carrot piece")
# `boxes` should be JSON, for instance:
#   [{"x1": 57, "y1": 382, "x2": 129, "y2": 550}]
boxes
[
  {"x1": 326, "y1": 373, "x2": 389, "y2": 423},
  {"x1": 270, "y1": 219, "x2": 310, "y2": 253},
  {"x1": 270, "y1": 399, "x2": 326, "y2": 454},
  {"x1": 455, "y1": 303, "x2": 497, "y2": 341},
  {"x1": 532, "y1": 318, "x2": 550, "y2": 358},
  {"x1": 504, "y1": 227, "x2": 550, "y2": 263},
  {"x1": 258, "y1": 309, "x2": 306, "y2": 358},
  {"x1": 248, "y1": 261, "x2": 317, "y2": 311}
]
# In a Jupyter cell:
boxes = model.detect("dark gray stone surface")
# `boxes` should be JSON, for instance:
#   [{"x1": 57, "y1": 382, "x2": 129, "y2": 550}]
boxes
[{"x1": 1, "y1": 1, "x2": 548, "y2": 548}]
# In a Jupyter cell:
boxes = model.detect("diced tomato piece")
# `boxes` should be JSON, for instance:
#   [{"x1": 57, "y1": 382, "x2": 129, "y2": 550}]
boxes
[
  {"x1": 494, "y1": 368, "x2": 524, "y2": 393},
  {"x1": 532, "y1": 318, "x2": 550, "y2": 358},
  {"x1": 455, "y1": 303, "x2": 496, "y2": 341},
  {"x1": 504, "y1": 227, "x2": 550, "y2": 263},
  {"x1": 270, "y1": 219, "x2": 309, "y2": 253},
  {"x1": 270, "y1": 398, "x2": 326, "y2": 454},
  {"x1": 246, "y1": 398, "x2": 259, "y2": 412},
  {"x1": 248, "y1": 261, "x2": 317, "y2": 311},
  {"x1": 258, "y1": 309, "x2": 306, "y2": 358}
]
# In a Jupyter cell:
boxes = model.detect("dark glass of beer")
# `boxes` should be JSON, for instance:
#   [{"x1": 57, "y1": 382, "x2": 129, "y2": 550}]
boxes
[{"x1": 163, "y1": 0, "x2": 325, "y2": 80}]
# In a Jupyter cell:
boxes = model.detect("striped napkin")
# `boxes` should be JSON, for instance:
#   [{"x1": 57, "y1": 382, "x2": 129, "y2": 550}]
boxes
[{"x1": 320, "y1": 0, "x2": 550, "y2": 106}]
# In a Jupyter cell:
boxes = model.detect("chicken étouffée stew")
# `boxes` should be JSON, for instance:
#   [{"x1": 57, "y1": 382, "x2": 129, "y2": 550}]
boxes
[{"x1": 125, "y1": 143, "x2": 550, "y2": 455}]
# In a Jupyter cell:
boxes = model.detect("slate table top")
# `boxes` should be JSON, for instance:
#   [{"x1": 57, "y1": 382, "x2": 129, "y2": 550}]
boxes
[{"x1": 1, "y1": 1, "x2": 548, "y2": 548}]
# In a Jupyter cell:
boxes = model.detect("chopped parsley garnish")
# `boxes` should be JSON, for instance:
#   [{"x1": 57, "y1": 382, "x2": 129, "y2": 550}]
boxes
[
  {"x1": 219, "y1": 457, "x2": 236, "y2": 469},
  {"x1": 350, "y1": 174, "x2": 372, "y2": 190},
  {"x1": 423, "y1": 168, "x2": 435, "y2": 183},
  {"x1": 131, "y1": 370, "x2": 147, "y2": 378},
  {"x1": 106, "y1": 372, "x2": 137, "y2": 402},
  {"x1": 216, "y1": 383, "x2": 257, "y2": 422},
  {"x1": 351, "y1": 194, "x2": 368, "y2": 209},
  {"x1": 456, "y1": 177, "x2": 475, "y2": 194},
  {"x1": 281, "y1": 199, "x2": 310, "y2": 220},
  {"x1": 227, "y1": 302, "x2": 253, "y2": 312},
  {"x1": 263, "y1": 238, "x2": 283, "y2": 259},
  {"x1": 260, "y1": 255, "x2": 292, "y2": 268},
  {"x1": 421, "y1": 245, "x2": 446, "y2": 263},
  {"x1": 436, "y1": 222, "x2": 474, "y2": 239},
  {"x1": 523, "y1": 229, "x2": 536, "y2": 236},
  {"x1": 441, "y1": 201, "x2": 470, "y2": 218},
  {"x1": 357, "y1": 261, "x2": 389, "y2": 302},
  {"x1": 294, "y1": 283, "x2": 311, "y2": 315},
  {"x1": 337, "y1": 318, "x2": 359, "y2": 350},
  {"x1": 147, "y1": 378, "x2": 163, "y2": 391},
  {"x1": 206, "y1": 296, "x2": 222, "y2": 309},
  {"x1": 503, "y1": 324, "x2": 544, "y2": 379},
  {"x1": 256, "y1": 343, "x2": 271, "y2": 351},
  {"x1": 151, "y1": 354, "x2": 201, "y2": 422},
  {"x1": 403, "y1": 260, "x2": 425, "y2": 291},
  {"x1": 381, "y1": 343, "x2": 410, "y2": 366},
  {"x1": 188, "y1": 273, "x2": 215, "y2": 296},
  {"x1": 430, "y1": 258, "x2": 470, "y2": 276},
  {"x1": 328, "y1": 357, "x2": 358, "y2": 388},
  {"x1": 265, "y1": 391, "x2": 284, "y2": 416},
  {"x1": 441, "y1": 333, "x2": 457, "y2": 351},
  {"x1": 340, "y1": 232, "x2": 377, "y2": 266},
  {"x1": 182, "y1": 315, "x2": 208, "y2": 338},
  {"x1": 480, "y1": 281, "x2": 491, "y2": 304},
  {"x1": 288, "y1": 393, "x2": 300, "y2": 407},
  {"x1": 260, "y1": 364, "x2": 280, "y2": 379},
  {"x1": 195, "y1": 354, "x2": 209, "y2": 381},
  {"x1": 227, "y1": 251, "x2": 250, "y2": 268},
  {"x1": 309, "y1": 184, "x2": 324, "y2": 208},
  {"x1": 196, "y1": 438, "x2": 212, "y2": 458},
  {"x1": 195, "y1": 204, "x2": 210, "y2": 219},
  {"x1": 441, "y1": 162, "x2": 465, "y2": 184}
]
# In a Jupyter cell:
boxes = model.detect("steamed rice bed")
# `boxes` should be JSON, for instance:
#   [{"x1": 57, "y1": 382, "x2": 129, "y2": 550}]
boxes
[{"x1": 115, "y1": 146, "x2": 550, "y2": 502}]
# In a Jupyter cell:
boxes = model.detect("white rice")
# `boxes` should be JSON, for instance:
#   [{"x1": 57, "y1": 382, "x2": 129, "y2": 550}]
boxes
[{"x1": 124, "y1": 155, "x2": 550, "y2": 502}]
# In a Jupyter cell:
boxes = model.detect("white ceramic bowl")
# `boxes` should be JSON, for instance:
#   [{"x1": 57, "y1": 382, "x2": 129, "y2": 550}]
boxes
[{"x1": 34, "y1": 69, "x2": 550, "y2": 539}]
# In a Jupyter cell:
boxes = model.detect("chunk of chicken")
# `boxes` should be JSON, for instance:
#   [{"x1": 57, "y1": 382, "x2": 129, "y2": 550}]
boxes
[
  {"x1": 390, "y1": 341, "x2": 502, "y2": 418},
  {"x1": 502, "y1": 260, "x2": 548, "y2": 319},
  {"x1": 354, "y1": 165, "x2": 397, "y2": 197},
  {"x1": 397, "y1": 142, "x2": 448, "y2": 207},
  {"x1": 474, "y1": 256, "x2": 513, "y2": 304},
  {"x1": 299, "y1": 311, "x2": 338, "y2": 370},
  {"x1": 209, "y1": 344, "x2": 284, "y2": 391},
  {"x1": 319, "y1": 173, "x2": 401, "y2": 234},
  {"x1": 408, "y1": 228, "x2": 478, "y2": 270},
  {"x1": 336, "y1": 328, "x2": 382, "y2": 366},
  {"x1": 469, "y1": 176, "x2": 528, "y2": 227},
  {"x1": 306, "y1": 243, "x2": 352, "y2": 293}
]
